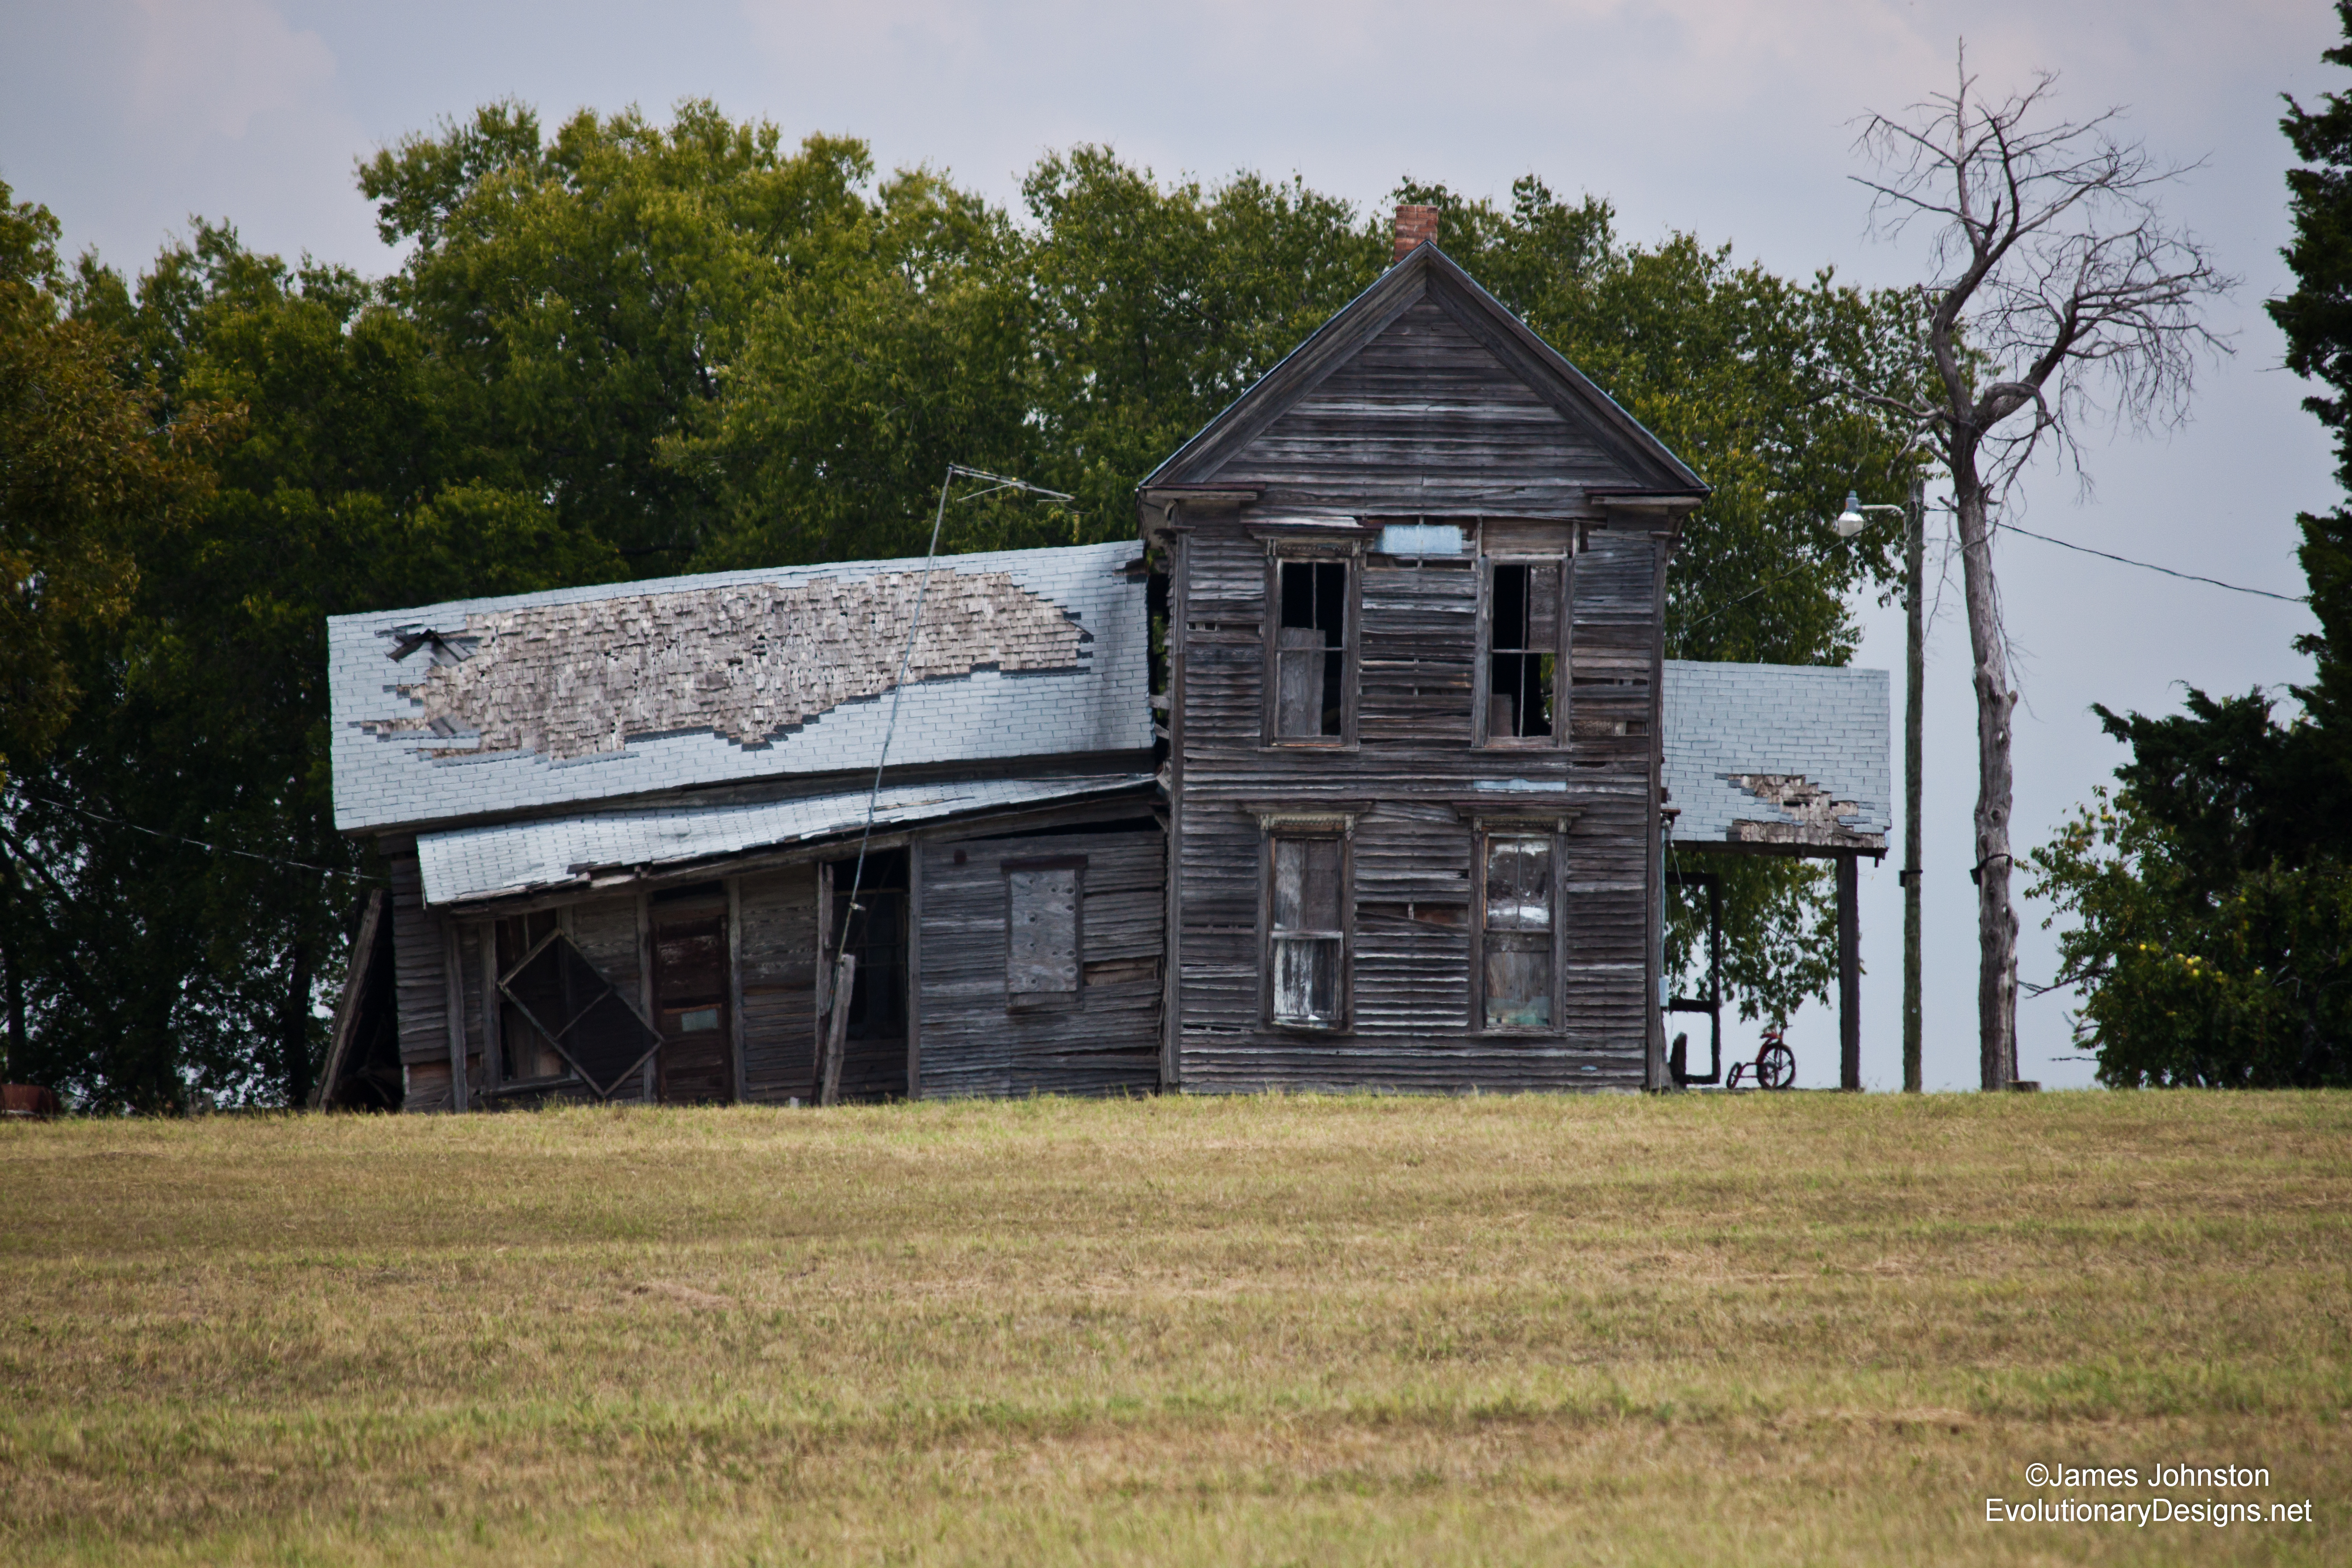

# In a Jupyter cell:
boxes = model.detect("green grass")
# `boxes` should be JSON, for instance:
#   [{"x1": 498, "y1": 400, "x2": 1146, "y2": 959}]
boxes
[{"x1": 1, "y1": 1090, "x2": 2346, "y2": 1565}]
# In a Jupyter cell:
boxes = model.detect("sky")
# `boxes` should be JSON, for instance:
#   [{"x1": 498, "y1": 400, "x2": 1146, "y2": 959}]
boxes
[{"x1": 2, "y1": 0, "x2": 2342, "y2": 1090}]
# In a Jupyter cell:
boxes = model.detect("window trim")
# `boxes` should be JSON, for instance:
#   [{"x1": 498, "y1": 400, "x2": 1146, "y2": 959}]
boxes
[
  {"x1": 1257, "y1": 813, "x2": 1356, "y2": 1032},
  {"x1": 1261, "y1": 543, "x2": 1363, "y2": 748},
  {"x1": 1473, "y1": 553, "x2": 1572, "y2": 749},
  {"x1": 1002, "y1": 854, "x2": 1087, "y2": 1012},
  {"x1": 1470, "y1": 820, "x2": 1568, "y2": 1036}
]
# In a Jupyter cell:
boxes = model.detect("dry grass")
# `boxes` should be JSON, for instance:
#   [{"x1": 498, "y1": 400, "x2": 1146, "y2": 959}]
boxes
[{"x1": 1, "y1": 1089, "x2": 2345, "y2": 1565}]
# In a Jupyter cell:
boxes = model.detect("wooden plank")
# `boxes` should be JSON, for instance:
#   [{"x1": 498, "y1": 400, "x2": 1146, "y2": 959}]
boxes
[
  {"x1": 727, "y1": 876, "x2": 748, "y2": 1104},
  {"x1": 906, "y1": 849, "x2": 923, "y2": 1101},
  {"x1": 313, "y1": 888, "x2": 384, "y2": 1110},
  {"x1": 441, "y1": 920, "x2": 469, "y2": 1113},
  {"x1": 636, "y1": 891, "x2": 654, "y2": 1104}
]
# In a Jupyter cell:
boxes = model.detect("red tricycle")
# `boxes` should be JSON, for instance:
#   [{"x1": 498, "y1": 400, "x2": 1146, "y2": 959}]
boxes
[{"x1": 1724, "y1": 1028, "x2": 1797, "y2": 1090}]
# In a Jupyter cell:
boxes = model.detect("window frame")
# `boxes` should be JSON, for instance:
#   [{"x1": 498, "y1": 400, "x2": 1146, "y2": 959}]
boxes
[
  {"x1": 1258, "y1": 816, "x2": 1355, "y2": 1032},
  {"x1": 1470, "y1": 820, "x2": 1568, "y2": 1035},
  {"x1": 1261, "y1": 544, "x2": 1362, "y2": 748},
  {"x1": 1002, "y1": 854, "x2": 1087, "y2": 1012},
  {"x1": 1473, "y1": 553, "x2": 1572, "y2": 749}
]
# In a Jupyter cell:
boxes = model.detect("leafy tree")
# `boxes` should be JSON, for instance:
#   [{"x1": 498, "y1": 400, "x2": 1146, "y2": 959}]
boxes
[
  {"x1": 5, "y1": 222, "x2": 610, "y2": 1110},
  {"x1": 2028, "y1": 6, "x2": 2352, "y2": 1087},
  {"x1": 1023, "y1": 150, "x2": 1386, "y2": 529}
]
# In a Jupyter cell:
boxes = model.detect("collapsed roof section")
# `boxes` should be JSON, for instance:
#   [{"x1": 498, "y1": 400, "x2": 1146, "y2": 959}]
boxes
[{"x1": 329, "y1": 541, "x2": 1151, "y2": 835}]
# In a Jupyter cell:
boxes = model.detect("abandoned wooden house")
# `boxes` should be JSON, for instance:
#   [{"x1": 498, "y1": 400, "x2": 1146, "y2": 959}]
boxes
[{"x1": 319, "y1": 207, "x2": 1888, "y2": 1110}]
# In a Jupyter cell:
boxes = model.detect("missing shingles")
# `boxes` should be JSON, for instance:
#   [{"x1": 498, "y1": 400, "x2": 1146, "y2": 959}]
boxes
[
  {"x1": 366, "y1": 570, "x2": 1085, "y2": 762},
  {"x1": 1725, "y1": 774, "x2": 1860, "y2": 828}
]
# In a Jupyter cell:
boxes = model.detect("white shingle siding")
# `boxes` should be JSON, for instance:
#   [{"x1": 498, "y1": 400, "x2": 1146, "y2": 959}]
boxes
[
  {"x1": 1661, "y1": 660, "x2": 1891, "y2": 844},
  {"x1": 329, "y1": 541, "x2": 1150, "y2": 835}
]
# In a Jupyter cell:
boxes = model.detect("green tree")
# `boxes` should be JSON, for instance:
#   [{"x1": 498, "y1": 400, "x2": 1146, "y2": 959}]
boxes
[
  {"x1": 6, "y1": 220, "x2": 611, "y2": 1109},
  {"x1": 2028, "y1": 5, "x2": 2352, "y2": 1087},
  {"x1": 1022, "y1": 150, "x2": 1386, "y2": 528}
]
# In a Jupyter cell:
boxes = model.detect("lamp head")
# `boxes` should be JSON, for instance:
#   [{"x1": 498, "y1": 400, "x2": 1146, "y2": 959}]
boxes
[{"x1": 1834, "y1": 490, "x2": 1865, "y2": 539}]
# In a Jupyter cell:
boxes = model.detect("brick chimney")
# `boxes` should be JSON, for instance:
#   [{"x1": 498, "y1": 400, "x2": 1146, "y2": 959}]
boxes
[{"x1": 1392, "y1": 203, "x2": 1439, "y2": 263}]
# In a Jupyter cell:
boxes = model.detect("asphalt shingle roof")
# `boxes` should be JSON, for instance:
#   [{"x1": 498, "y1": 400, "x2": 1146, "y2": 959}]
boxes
[
  {"x1": 329, "y1": 541, "x2": 1150, "y2": 836},
  {"x1": 1662, "y1": 659, "x2": 1891, "y2": 848}
]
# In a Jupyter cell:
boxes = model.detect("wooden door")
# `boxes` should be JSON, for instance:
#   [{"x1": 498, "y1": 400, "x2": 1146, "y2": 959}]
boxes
[{"x1": 651, "y1": 885, "x2": 733, "y2": 1104}]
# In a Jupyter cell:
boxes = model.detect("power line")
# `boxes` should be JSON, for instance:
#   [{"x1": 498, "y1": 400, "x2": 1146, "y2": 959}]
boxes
[
  {"x1": 12, "y1": 792, "x2": 381, "y2": 883},
  {"x1": 1998, "y1": 523, "x2": 2309, "y2": 604}
]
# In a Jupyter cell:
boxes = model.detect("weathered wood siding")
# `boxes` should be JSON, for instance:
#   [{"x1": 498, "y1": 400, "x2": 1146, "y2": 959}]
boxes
[
  {"x1": 1170, "y1": 512, "x2": 1661, "y2": 1093},
  {"x1": 916, "y1": 827, "x2": 1164, "y2": 1098},
  {"x1": 385, "y1": 839, "x2": 455, "y2": 1112},
  {"x1": 737, "y1": 866, "x2": 819, "y2": 1104},
  {"x1": 1221, "y1": 298, "x2": 1645, "y2": 519}
]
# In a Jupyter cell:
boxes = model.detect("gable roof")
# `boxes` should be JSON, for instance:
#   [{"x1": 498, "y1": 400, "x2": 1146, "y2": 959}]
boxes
[
  {"x1": 1141, "y1": 241, "x2": 1707, "y2": 503},
  {"x1": 330, "y1": 540, "x2": 1151, "y2": 837}
]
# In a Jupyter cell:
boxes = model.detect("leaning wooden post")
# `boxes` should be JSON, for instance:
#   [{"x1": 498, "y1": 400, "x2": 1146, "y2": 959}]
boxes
[{"x1": 818, "y1": 951, "x2": 856, "y2": 1107}]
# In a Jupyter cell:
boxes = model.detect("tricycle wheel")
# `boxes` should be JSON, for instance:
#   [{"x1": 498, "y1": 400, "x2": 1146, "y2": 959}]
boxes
[{"x1": 1757, "y1": 1041, "x2": 1796, "y2": 1090}]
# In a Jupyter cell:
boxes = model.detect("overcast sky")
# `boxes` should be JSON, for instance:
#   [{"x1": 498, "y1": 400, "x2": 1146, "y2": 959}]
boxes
[{"x1": 4, "y1": 0, "x2": 2342, "y2": 1088}]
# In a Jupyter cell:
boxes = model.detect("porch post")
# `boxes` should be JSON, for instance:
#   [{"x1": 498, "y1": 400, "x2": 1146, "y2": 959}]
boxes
[{"x1": 1837, "y1": 850, "x2": 1861, "y2": 1090}]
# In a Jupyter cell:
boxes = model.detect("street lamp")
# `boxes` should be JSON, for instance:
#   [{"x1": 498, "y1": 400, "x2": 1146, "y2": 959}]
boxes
[{"x1": 1831, "y1": 484, "x2": 1928, "y2": 1093}]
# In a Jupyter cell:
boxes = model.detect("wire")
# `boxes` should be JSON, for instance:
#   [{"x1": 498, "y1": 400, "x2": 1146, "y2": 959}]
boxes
[
  {"x1": 1996, "y1": 522, "x2": 2309, "y2": 604},
  {"x1": 12, "y1": 792, "x2": 382, "y2": 882},
  {"x1": 830, "y1": 465, "x2": 1078, "y2": 962}
]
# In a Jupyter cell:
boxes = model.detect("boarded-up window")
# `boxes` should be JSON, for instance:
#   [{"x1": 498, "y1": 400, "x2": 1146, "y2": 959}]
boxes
[
  {"x1": 1481, "y1": 834, "x2": 1554, "y2": 1029},
  {"x1": 1269, "y1": 835, "x2": 1346, "y2": 1027},
  {"x1": 1006, "y1": 861, "x2": 1082, "y2": 1004},
  {"x1": 1486, "y1": 561, "x2": 1561, "y2": 742},
  {"x1": 1274, "y1": 560, "x2": 1348, "y2": 738}
]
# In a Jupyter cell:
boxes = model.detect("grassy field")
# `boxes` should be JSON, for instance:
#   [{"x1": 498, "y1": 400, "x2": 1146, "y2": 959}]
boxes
[{"x1": 0, "y1": 1090, "x2": 2345, "y2": 1566}]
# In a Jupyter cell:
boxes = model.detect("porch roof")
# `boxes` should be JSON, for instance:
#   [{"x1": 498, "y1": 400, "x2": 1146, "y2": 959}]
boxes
[{"x1": 416, "y1": 772, "x2": 1158, "y2": 908}]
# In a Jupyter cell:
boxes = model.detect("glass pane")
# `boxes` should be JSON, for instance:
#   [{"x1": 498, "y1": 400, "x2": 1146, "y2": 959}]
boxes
[
  {"x1": 1272, "y1": 837, "x2": 1343, "y2": 933},
  {"x1": 1273, "y1": 936, "x2": 1341, "y2": 1024},
  {"x1": 1485, "y1": 837, "x2": 1552, "y2": 931},
  {"x1": 1484, "y1": 942, "x2": 1553, "y2": 1029}
]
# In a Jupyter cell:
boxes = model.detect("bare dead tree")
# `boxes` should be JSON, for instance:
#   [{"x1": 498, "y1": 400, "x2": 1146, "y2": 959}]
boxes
[{"x1": 1852, "y1": 52, "x2": 2232, "y2": 1090}]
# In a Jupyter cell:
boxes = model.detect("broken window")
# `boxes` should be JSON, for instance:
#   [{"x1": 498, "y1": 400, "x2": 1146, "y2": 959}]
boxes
[
  {"x1": 493, "y1": 911, "x2": 566, "y2": 1083},
  {"x1": 1484, "y1": 560, "x2": 1562, "y2": 742},
  {"x1": 1273, "y1": 559, "x2": 1350, "y2": 740},
  {"x1": 827, "y1": 849, "x2": 906, "y2": 1042},
  {"x1": 1480, "y1": 833, "x2": 1555, "y2": 1030},
  {"x1": 497, "y1": 930, "x2": 665, "y2": 1098},
  {"x1": 1005, "y1": 859, "x2": 1083, "y2": 1006},
  {"x1": 1269, "y1": 834, "x2": 1347, "y2": 1028}
]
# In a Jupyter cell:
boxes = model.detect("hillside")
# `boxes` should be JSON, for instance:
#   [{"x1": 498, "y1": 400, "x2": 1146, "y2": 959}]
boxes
[{"x1": 2, "y1": 1091, "x2": 2345, "y2": 1565}]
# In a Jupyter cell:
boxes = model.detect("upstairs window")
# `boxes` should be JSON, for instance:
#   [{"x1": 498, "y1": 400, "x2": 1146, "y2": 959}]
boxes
[
  {"x1": 1269, "y1": 558, "x2": 1353, "y2": 742},
  {"x1": 1268, "y1": 833, "x2": 1348, "y2": 1028},
  {"x1": 1482, "y1": 559, "x2": 1565, "y2": 745},
  {"x1": 1479, "y1": 832, "x2": 1556, "y2": 1030}
]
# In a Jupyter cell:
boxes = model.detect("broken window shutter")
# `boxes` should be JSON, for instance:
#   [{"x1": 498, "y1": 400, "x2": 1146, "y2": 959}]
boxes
[
  {"x1": 496, "y1": 931, "x2": 665, "y2": 1098},
  {"x1": 1006, "y1": 863, "x2": 1082, "y2": 1002}
]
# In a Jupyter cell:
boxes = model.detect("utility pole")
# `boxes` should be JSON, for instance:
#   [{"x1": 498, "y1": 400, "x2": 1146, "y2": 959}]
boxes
[{"x1": 1902, "y1": 475, "x2": 1925, "y2": 1093}]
